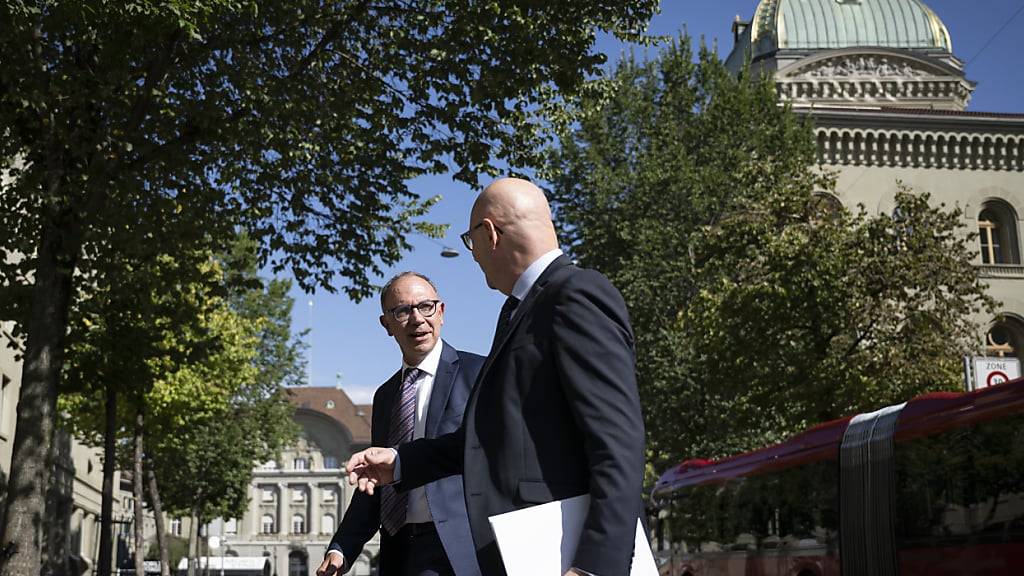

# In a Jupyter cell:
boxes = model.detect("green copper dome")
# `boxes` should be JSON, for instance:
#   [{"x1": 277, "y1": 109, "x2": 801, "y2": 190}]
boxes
[{"x1": 751, "y1": 0, "x2": 952, "y2": 53}]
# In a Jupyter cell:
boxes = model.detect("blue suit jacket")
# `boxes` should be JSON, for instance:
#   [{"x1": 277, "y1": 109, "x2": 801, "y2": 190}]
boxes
[{"x1": 328, "y1": 341, "x2": 484, "y2": 576}]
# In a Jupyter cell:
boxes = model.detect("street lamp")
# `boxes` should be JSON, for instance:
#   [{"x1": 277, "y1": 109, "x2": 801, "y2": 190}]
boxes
[{"x1": 414, "y1": 232, "x2": 460, "y2": 258}]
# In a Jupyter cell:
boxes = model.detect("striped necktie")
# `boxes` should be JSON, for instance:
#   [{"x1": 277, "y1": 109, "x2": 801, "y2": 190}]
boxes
[{"x1": 380, "y1": 367, "x2": 421, "y2": 535}]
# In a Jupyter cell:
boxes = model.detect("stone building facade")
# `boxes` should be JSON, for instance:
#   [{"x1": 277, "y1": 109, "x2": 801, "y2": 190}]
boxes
[
  {"x1": 727, "y1": 0, "x2": 1024, "y2": 364},
  {"x1": 179, "y1": 387, "x2": 375, "y2": 576}
]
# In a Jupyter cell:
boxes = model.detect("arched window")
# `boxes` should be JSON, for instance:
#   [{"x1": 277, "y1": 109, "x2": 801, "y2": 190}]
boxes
[
  {"x1": 986, "y1": 317, "x2": 1024, "y2": 362},
  {"x1": 224, "y1": 518, "x2": 237, "y2": 535},
  {"x1": 321, "y1": 514, "x2": 335, "y2": 534},
  {"x1": 978, "y1": 201, "x2": 1020, "y2": 264},
  {"x1": 288, "y1": 551, "x2": 308, "y2": 576},
  {"x1": 261, "y1": 514, "x2": 275, "y2": 534},
  {"x1": 291, "y1": 514, "x2": 306, "y2": 534}
]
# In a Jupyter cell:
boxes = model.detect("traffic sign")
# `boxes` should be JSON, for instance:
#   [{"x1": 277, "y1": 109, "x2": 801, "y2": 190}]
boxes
[{"x1": 971, "y1": 357, "x2": 1021, "y2": 390}]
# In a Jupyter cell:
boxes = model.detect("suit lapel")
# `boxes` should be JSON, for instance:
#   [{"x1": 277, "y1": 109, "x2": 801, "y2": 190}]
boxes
[
  {"x1": 374, "y1": 369, "x2": 403, "y2": 445},
  {"x1": 425, "y1": 341, "x2": 458, "y2": 438},
  {"x1": 476, "y1": 255, "x2": 571, "y2": 384}
]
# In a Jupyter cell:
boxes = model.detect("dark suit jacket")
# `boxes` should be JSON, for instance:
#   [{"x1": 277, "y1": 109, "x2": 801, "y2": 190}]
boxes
[
  {"x1": 398, "y1": 256, "x2": 646, "y2": 576},
  {"x1": 328, "y1": 341, "x2": 484, "y2": 576}
]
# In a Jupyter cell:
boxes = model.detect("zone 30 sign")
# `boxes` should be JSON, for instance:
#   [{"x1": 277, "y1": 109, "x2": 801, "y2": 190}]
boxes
[{"x1": 970, "y1": 356, "x2": 1022, "y2": 390}]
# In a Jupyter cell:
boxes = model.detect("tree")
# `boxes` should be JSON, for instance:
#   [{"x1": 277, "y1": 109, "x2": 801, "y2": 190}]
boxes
[
  {"x1": 146, "y1": 236, "x2": 300, "y2": 574},
  {"x1": 0, "y1": 1, "x2": 658, "y2": 573},
  {"x1": 58, "y1": 247, "x2": 221, "y2": 576},
  {"x1": 60, "y1": 236, "x2": 301, "y2": 576},
  {"x1": 145, "y1": 242, "x2": 303, "y2": 514},
  {"x1": 545, "y1": 36, "x2": 996, "y2": 470},
  {"x1": 146, "y1": 302, "x2": 298, "y2": 576}
]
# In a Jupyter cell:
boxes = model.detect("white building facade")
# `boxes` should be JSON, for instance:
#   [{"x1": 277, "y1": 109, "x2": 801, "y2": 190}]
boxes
[
  {"x1": 728, "y1": 0, "x2": 1024, "y2": 363},
  {"x1": 187, "y1": 387, "x2": 376, "y2": 576}
]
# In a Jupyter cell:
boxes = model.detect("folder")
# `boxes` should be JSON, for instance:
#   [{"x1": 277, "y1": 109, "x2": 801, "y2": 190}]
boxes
[{"x1": 488, "y1": 494, "x2": 658, "y2": 575}]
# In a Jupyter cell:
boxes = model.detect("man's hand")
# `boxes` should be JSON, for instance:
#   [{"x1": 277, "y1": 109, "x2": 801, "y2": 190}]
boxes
[
  {"x1": 345, "y1": 447, "x2": 397, "y2": 494},
  {"x1": 316, "y1": 553, "x2": 346, "y2": 576}
]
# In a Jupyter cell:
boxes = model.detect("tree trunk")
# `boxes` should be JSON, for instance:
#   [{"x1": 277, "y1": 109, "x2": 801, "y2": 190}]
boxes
[
  {"x1": 187, "y1": 509, "x2": 199, "y2": 576},
  {"x1": 0, "y1": 216, "x2": 78, "y2": 576},
  {"x1": 98, "y1": 384, "x2": 117, "y2": 576},
  {"x1": 134, "y1": 410, "x2": 146, "y2": 576},
  {"x1": 146, "y1": 463, "x2": 171, "y2": 576}
]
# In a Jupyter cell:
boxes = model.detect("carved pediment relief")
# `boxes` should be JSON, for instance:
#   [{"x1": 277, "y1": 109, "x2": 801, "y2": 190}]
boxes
[
  {"x1": 792, "y1": 54, "x2": 937, "y2": 79},
  {"x1": 778, "y1": 49, "x2": 963, "y2": 81}
]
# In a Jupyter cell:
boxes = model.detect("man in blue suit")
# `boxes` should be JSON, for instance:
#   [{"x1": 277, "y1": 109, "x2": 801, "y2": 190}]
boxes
[{"x1": 316, "y1": 272, "x2": 484, "y2": 576}]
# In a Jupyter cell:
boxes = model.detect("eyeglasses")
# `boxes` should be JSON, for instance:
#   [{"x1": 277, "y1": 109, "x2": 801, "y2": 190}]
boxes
[
  {"x1": 460, "y1": 221, "x2": 504, "y2": 251},
  {"x1": 387, "y1": 299, "x2": 442, "y2": 323}
]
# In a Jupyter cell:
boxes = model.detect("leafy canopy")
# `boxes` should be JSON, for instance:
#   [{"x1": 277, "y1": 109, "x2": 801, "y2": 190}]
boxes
[
  {"x1": 0, "y1": 0, "x2": 660, "y2": 303},
  {"x1": 545, "y1": 36, "x2": 996, "y2": 467}
]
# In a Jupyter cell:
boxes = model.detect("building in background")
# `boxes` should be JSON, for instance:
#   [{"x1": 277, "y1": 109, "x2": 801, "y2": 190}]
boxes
[
  {"x1": 728, "y1": 0, "x2": 1024, "y2": 362},
  {"x1": 176, "y1": 387, "x2": 375, "y2": 576}
]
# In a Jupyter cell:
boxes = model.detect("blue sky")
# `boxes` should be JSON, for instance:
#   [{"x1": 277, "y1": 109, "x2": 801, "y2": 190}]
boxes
[{"x1": 291, "y1": 0, "x2": 1024, "y2": 404}]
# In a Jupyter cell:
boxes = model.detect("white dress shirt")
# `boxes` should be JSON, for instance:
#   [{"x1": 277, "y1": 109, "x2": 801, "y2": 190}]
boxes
[{"x1": 509, "y1": 249, "x2": 563, "y2": 315}]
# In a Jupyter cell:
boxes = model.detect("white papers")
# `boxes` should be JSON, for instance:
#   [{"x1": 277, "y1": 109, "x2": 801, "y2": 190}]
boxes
[{"x1": 488, "y1": 494, "x2": 658, "y2": 576}]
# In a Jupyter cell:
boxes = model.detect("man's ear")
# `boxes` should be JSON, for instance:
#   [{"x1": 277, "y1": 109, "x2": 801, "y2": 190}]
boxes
[
  {"x1": 486, "y1": 219, "x2": 500, "y2": 249},
  {"x1": 380, "y1": 315, "x2": 392, "y2": 336}
]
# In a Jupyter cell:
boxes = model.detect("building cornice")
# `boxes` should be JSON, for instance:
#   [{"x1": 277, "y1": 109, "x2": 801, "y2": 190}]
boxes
[{"x1": 800, "y1": 107, "x2": 1024, "y2": 134}]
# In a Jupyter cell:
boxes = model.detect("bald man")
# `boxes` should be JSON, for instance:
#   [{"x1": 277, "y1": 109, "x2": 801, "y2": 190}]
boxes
[{"x1": 346, "y1": 178, "x2": 645, "y2": 576}]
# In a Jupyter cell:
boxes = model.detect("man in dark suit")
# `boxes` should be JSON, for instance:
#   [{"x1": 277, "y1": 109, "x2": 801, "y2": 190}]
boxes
[
  {"x1": 317, "y1": 272, "x2": 484, "y2": 576},
  {"x1": 345, "y1": 179, "x2": 646, "y2": 576}
]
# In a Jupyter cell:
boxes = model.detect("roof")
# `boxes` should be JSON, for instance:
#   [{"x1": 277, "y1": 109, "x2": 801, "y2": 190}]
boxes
[
  {"x1": 749, "y1": 0, "x2": 951, "y2": 59},
  {"x1": 286, "y1": 386, "x2": 372, "y2": 443},
  {"x1": 652, "y1": 377, "x2": 1024, "y2": 500}
]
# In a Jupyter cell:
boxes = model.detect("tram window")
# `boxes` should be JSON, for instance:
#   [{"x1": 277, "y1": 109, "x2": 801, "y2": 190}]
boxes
[{"x1": 896, "y1": 414, "x2": 1024, "y2": 546}]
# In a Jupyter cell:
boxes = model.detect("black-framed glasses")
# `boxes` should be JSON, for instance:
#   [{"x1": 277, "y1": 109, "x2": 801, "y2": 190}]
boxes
[
  {"x1": 460, "y1": 221, "x2": 504, "y2": 251},
  {"x1": 387, "y1": 299, "x2": 441, "y2": 323}
]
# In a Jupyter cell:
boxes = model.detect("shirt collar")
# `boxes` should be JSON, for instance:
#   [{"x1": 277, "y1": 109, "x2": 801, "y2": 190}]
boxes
[
  {"x1": 510, "y1": 249, "x2": 563, "y2": 302},
  {"x1": 402, "y1": 338, "x2": 443, "y2": 377}
]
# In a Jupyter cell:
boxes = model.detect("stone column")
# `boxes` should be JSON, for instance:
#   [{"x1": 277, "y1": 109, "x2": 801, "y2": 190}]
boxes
[
  {"x1": 242, "y1": 485, "x2": 256, "y2": 537},
  {"x1": 338, "y1": 481, "x2": 347, "y2": 520},
  {"x1": 278, "y1": 483, "x2": 288, "y2": 536},
  {"x1": 309, "y1": 482, "x2": 320, "y2": 536}
]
